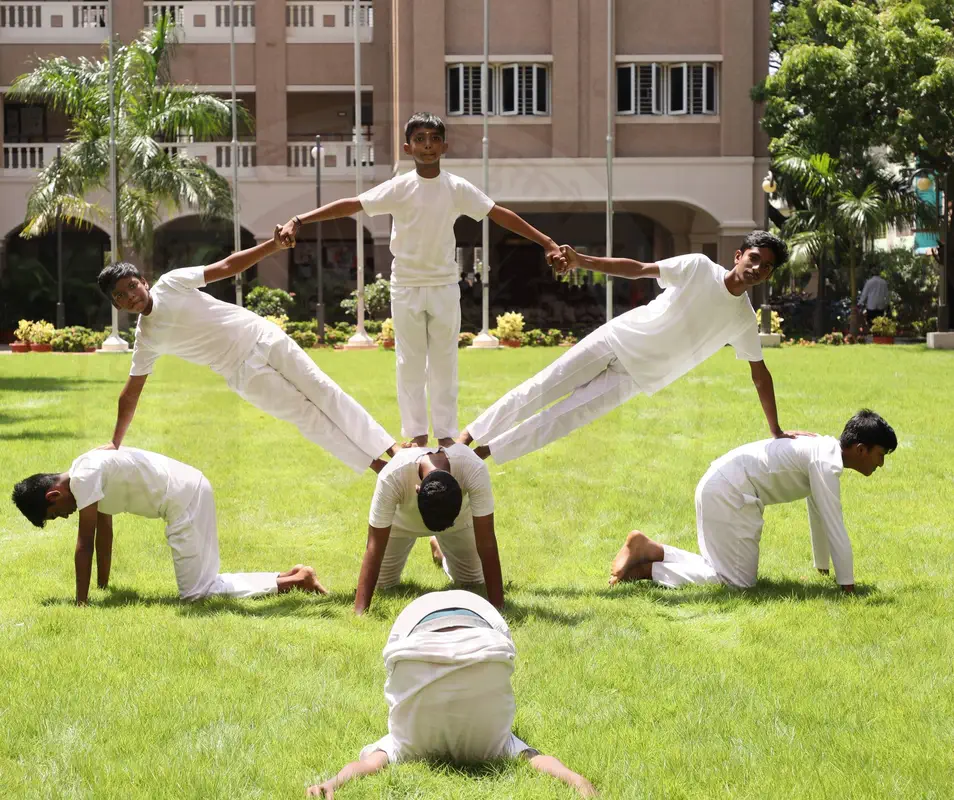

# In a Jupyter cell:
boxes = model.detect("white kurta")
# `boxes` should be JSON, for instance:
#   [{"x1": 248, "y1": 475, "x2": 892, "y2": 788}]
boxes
[
  {"x1": 651, "y1": 436, "x2": 855, "y2": 588},
  {"x1": 69, "y1": 448, "x2": 278, "y2": 600},
  {"x1": 361, "y1": 591, "x2": 531, "y2": 764},
  {"x1": 360, "y1": 170, "x2": 495, "y2": 439},
  {"x1": 131, "y1": 267, "x2": 393, "y2": 473},
  {"x1": 467, "y1": 254, "x2": 763, "y2": 463}
]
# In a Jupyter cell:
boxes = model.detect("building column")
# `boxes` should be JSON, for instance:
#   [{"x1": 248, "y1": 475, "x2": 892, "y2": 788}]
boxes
[
  {"x1": 0, "y1": 91, "x2": 5, "y2": 153},
  {"x1": 551, "y1": 0, "x2": 580, "y2": 159},
  {"x1": 256, "y1": 236, "x2": 289, "y2": 290},
  {"x1": 720, "y1": 0, "x2": 755, "y2": 158},
  {"x1": 255, "y1": 0, "x2": 288, "y2": 169},
  {"x1": 370, "y1": 0, "x2": 392, "y2": 170},
  {"x1": 113, "y1": 0, "x2": 142, "y2": 42}
]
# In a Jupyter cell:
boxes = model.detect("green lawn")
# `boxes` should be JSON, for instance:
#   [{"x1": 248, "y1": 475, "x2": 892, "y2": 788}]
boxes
[{"x1": 1, "y1": 345, "x2": 952, "y2": 799}]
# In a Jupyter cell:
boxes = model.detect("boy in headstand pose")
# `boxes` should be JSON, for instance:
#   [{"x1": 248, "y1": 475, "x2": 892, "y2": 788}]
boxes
[
  {"x1": 12, "y1": 447, "x2": 327, "y2": 604},
  {"x1": 281, "y1": 112, "x2": 566, "y2": 448},
  {"x1": 354, "y1": 442, "x2": 502, "y2": 615},
  {"x1": 307, "y1": 590, "x2": 597, "y2": 798},
  {"x1": 458, "y1": 231, "x2": 805, "y2": 463},
  {"x1": 609, "y1": 410, "x2": 897, "y2": 593},
  {"x1": 98, "y1": 226, "x2": 397, "y2": 474}
]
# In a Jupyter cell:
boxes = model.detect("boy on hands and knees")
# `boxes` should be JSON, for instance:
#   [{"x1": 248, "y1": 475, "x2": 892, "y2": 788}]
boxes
[
  {"x1": 459, "y1": 231, "x2": 806, "y2": 464},
  {"x1": 98, "y1": 226, "x2": 397, "y2": 474},
  {"x1": 281, "y1": 112, "x2": 566, "y2": 449},
  {"x1": 307, "y1": 591, "x2": 597, "y2": 798},
  {"x1": 12, "y1": 447, "x2": 326, "y2": 604},
  {"x1": 354, "y1": 442, "x2": 503, "y2": 615},
  {"x1": 609, "y1": 410, "x2": 897, "y2": 593}
]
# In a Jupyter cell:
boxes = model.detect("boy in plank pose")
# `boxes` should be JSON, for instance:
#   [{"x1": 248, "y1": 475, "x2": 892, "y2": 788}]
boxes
[
  {"x1": 609, "y1": 410, "x2": 897, "y2": 592},
  {"x1": 459, "y1": 231, "x2": 804, "y2": 463},
  {"x1": 307, "y1": 590, "x2": 597, "y2": 798},
  {"x1": 354, "y1": 443, "x2": 502, "y2": 615},
  {"x1": 281, "y1": 112, "x2": 566, "y2": 448},
  {"x1": 12, "y1": 447, "x2": 327, "y2": 604},
  {"x1": 98, "y1": 226, "x2": 397, "y2": 474}
]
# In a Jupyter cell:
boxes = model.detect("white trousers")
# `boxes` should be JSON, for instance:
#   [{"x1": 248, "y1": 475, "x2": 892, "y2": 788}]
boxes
[
  {"x1": 227, "y1": 334, "x2": 395, "y2": 474},
  {"x1": 650, "y1": 468, "x2": 765, "y2": 589},
  {"x1": 391, "y1": 283, "x2": 461, "y2": 440},
  {"x1": 467, "y1": 326, "x2": 639, "y2": 464},
  {"x1": 377, "y1": 523, "x2": 485, "y2": 589},
  {"x1": 165, "y1": 478, "x2": 279, "y2": 600}
]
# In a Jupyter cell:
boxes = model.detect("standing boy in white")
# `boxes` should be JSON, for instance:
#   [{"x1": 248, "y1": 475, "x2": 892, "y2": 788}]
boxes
[
  {"x1": 12, "y1": 448, "x2": 327, "y2": 604},
  {"x1": 281, "y1": 112, "x2": 566, "y2": 447},
  {"x1": 459, "y1": 231, "x2": 805, "y2": 463},
  {"x1": 608, "y1": 410, "x2": 897, "y2": 592},
  {"x1": 353, "y1": 443, "x2": 503, "y2": 615},
  {"x1": 307, "y1": 591, "x2": 597, "y2": 798},
  {"x1": 98, "y1": 227, "x2": 397, "y2": 474}
]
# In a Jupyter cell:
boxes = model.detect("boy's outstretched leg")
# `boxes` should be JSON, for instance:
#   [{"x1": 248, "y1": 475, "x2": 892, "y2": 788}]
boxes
[
  {"x1": 277, "y1": 565, "x2": 328, "y2": 594},
  {"x1": 609, "y1": 530, "x2": 664, "y2": 585}
]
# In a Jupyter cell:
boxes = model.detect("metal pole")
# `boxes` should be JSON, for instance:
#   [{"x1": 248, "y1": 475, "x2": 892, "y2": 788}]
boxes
[
  {"x1": 941, "y1": 170, "x2": 951, "y2": 331},
  {"x1": 761, "y1": 191, "x2": 772, "y2": 334},
  {"x1": 230, "y1": 0, "x2": 242, "y2": 306},
  {"x1": 56, "y1": 145, "x2": 65, "y2": 328},
  {"x1": 472, "y1": 0, "x2": 497, "y2": 347},
  {"x1": 100, "y1": 0, "x2": 128, "y2": 351},
  {"x1": 348, "y1": 0, "x2": 373, "y2": 346},
  {"x1": 315, "y1": 134, "x2": 325, "y2": 342},
  {"x1": 605, "y1": 0, "x2": 614, "y2": 322}
]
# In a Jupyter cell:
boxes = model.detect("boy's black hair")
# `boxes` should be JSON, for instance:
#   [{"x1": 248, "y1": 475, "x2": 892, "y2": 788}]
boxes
[
  {"x1": 741, "y1": 230, "x2": 789, "y2": 268},
  {"x1": 97, "y1": 262, "x2": 143, "y2": 297},
  {"x1": 405, "y1": 111, "x2": 446, "y2": 144},
  {"x1": 417, "y1": 470, "x2": 463, "y2": 532},
  {"x1": 840, "y1": 409, "x2": 897, "y2": 453},
  {"x1": 12, "y1": 473, "x2": 60, "y2": 528}
]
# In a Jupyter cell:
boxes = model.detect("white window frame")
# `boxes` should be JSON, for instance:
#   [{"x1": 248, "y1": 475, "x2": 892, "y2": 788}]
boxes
[
  {"x1": 668, "y1": 63, "x2": 688, "y2": 115},
  {"x1": 447, "y1": 63, "x2": 496, "y2": 116},
  {"x1": 702, "y1": 62, "x2": 717, "y2": 115},
  {"x1": 500, "y1": 63, "x2": 520, "y2": 116},
  {"x1": 447, "y1": 63, "x2": 465, "y2": 116},
  {"x1": 639, "y1": 63, "x2": 661, "y2": 115},
  {"x1": 532, "y1": 63, "x2": 549, "y2": 116},
  {"x1": 616, "y1": 63, "x2": 636, "y2": 115}
]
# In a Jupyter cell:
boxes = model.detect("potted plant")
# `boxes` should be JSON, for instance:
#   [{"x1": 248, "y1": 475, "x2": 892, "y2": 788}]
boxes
[
  {"x1": 559, "y1": 332, "x2": 578, "y2": 347},
  {"x1": 870, "y1": 316, "x2": 897, "y2": 344},
  {"x1": 494, "y1": 312, "x2": 524, "y2": 348},
  {"x1": 377, "y1": 318, "x2": 395, "y2": 349},
  {"x1": 12, "y1": 320, "x2": 33, "y2": 353},
  {"x1": 29, "y1": 320, "x2": 55, "y2": 352},
  {"x1": 51, "y1": 326, "x2": 95, "y2": 353}
]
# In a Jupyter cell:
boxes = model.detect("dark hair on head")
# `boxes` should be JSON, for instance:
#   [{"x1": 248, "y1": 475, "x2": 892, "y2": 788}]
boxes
[
  {"x1": 97, "y1": 262, "x2": 143, "y2": 298},
  {"x1": 417, "y1": 470, "x2": 463, "y2": 532},
  {"x1": 405, "y1": 111, "x2": 446, "y2": 143},
  {"x1": 840, "y1": 409, "x2": 897, "y2": 453},
  {"x1": 741, "y1": 230, "x2": 789, "y2": 268},
  {"x1": 12, "y1": 473, "x2": 60, "y2": 528}
]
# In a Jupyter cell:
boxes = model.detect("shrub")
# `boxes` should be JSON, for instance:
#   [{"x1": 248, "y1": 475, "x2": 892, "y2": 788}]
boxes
[
  {"x1": 378, "y1": 318, "x2": 395, "y2": 343},
  {"x1": 245, "y1": 285, "x2": 295, "y2": 318},
  {"x1": 364, "y1": 319, "x2": 383, "y2": 336},
  {"x1": 757, "y1": 308, "x2": 784, "y2": 336},
  {"x1": 819, "y1": 332, "x2": 845, "y2": 346},
  {"x1": 870, "y1": 316, "x2": 897, "y2": 336},
  {"x1": 14, "y1": 319, "x2": 34, "y2": 343},
  {"x1": 289, "y1": 329, "x2": 318, "y2": 349},
  {"x1": 30, "y1": 320, "x2": 56, "y2": 345},
  {"x1": 340, "y1": 274, "x2": 391, "y2": 321},
  {"x1": 323, "y1": 325, "x2": 350, "y2": 346},
  {"x1": 524, "y1": 328, "x2": 547, "y2": 347},
  {"x1": 88, "y1": 328, "x2": 110, "y2": 349},
  {"x1": 546, "y1": 328, "x2": 563, "y2": 347},
  {"x1": 51, "y1": 326, "x2": 95, "y2": 352},
  {"x1": 493, "y1": 311, "x2": 524, "y2": 342},
  {"x1": 458, "y1": 331, "x2": 475, "y2": 348},
  {"x1": 560, "y1": 332, "x2": 578, "y2": 346},
  {"x1": 285, "y1": 320, "x2": 318, "y2": 335},
  {"x1": 264, "y1": 314, "x2": 288, "y2": 332}
]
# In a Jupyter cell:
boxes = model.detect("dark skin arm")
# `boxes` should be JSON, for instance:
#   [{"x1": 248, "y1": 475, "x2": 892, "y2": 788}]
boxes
[
  {"x1": 280, "y1": 198, "x2": 364, "y2": 245},
  {"x1": 203, "y1": 225, "x2": 291, "y2": 283},
  {"x1": 95, "y1": 512, "x2": 113, "y2": 589},
  {"x1": 488, "y1": 205, "x2": 564, "y2": 268},
  {"x1": 104, "y1": 373, "x2": 148, "y2": 449},
  {"x1": 559, "y1": 244, "x2": 660, "y2": 280},
  {"x1": 74, "y1": 504, "x2": 98, "y2": 605},
  {"x1": 306, "y1": 750, "x2": 390, "y2": 797},
  {"x1": 354, "y1": 525, "x2": 391, "y2": 615},
  {"x1": 473, "y1": 513, "x2": 504, "y2": 610},
  {"x1": 748, "y1": 360, "x2": 815, "y2": 439}
]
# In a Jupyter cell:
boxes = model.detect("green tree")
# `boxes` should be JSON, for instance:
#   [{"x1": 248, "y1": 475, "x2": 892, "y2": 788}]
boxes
[{"x1": 8, "y1": 15, "x2": 244, "y2": 266}]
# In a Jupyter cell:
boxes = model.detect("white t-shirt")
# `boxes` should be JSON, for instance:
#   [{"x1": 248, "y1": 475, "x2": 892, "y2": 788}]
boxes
[
  {"x1": 359, "y1": 170, "x2": 495, "y2": 287},
  {"x1": 69, "y1": 447, "x2": 205, "y2": 522},
  {"x1": 707, "y1": 435, "x2": 854, "y2": 585},
  {"x1": 130, "y1": 266, "x2": 274, "y2": 377},
  {"x1": 368, "y1": 444, "x2": 494, "y2": 536},
  {"x1": 603, "y1": 254, "x2": 762, "y2": 395}
]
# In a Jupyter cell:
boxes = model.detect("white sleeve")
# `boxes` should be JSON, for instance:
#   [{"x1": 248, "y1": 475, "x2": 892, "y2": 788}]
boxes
[
  {"x1": 727, "y1": 319, "x2": 763, "y2": 363},
  {"x1": 360, "y1": 178, "x2": 400, "y2": 217},
  {"x1": 806, "y1": 494, "x2": 830, "y2": 571},
  {"x1": 655, "y1": 254, "x2": 702, "y2": 290},
  {"x1": 359, "y1": 734, "x2": 398, "y2": 763},
  {"x1": 368, "y1": 471, "x2": 401, "y2": 528},
  {"x1": 453, "y1": 177, "x2": 495, "y2": 221},
  {"x1": 69, "y1": 455, "x2": 105, "y2": 511},
  {"x1": 807, "y1": 460, "x2": 854, "y2": 585},
  {"x1": 464, "y1": 458, "x2": 495, "y2": 517},
  {"x1": 160, "y1": 266, "x2": 207, "y2": 291},
  {"x1": 504, "y1": 733, "x2": 536, "y2": 758},
  {"x1": 859, "y1": 281, "x2": 871, "y2": 306},
  {"x1": 129, "y1": 336, "x2": 159, "y2": 376}
]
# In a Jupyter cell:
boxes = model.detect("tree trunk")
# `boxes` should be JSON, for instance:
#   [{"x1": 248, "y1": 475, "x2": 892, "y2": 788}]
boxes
[{"x1": 813, "y1": 259, "x2": 827, "y2": 338}]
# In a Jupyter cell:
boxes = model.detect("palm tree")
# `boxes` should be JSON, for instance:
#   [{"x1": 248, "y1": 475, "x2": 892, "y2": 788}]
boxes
[{"x1": 8, "y1": 15, "x2": 246, "y2": 268}]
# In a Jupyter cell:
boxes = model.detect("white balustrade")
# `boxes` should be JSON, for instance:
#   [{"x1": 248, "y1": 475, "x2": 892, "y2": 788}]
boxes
[
  {"x1": 286, "y1": 1, "x2": 372, "y2": 43},
  {"x1": 143, "y1": 1, "x2": 255, "y2": 43},
  {"x1": 3, "y1": 143, "x2": 59, "y2": 171},
  {"x1": 287, "y1": 140, "x2": 374, "y2": 176},
  {"x1": 162, "y1": 141, "x2": 258, "y2": 176},
  {"x1": 0, "y1": 2, "x2": 108, "y2": 43}
]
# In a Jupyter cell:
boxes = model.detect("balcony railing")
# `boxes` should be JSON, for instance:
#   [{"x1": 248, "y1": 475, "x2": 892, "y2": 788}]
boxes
[
  {"x1": 144, "y1": 2, "x2": 255, "y2": 43},
  {"x1": 0, "y1": 2, "x2": 108, "y2": 43},
  {"x1": 287, "y1": 140, "x2": 374, "y2": 176},
  {"x1": 286, "y1": 1, "x2": 372, "y2": 43},
  {"x1": 3, "y1": 143, "x2": 58, "y2": 171}
]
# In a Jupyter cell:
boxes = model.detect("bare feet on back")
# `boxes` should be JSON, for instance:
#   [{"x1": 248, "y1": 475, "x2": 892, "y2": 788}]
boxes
[
  {"x1": 429, "y1": 536, "x2": 445, "y2": 567},
  {"x1": 406, "y1": 435, "x2": 429, "y2": 448},
  {"x1": 370, "y1": 458, "x2": 387, "y2": 474},
  {"x1": 279, "y1": 565, "x2": 328, "y2": 595},
  {"x1": 386, "y1": 442, "x2": 404, "y2": 457},
  {"x1": 474, "y1": 445, "x2": 491, "y2": 461},
  {"x1": 277, "y1": 564, "x2": 305, "y2": 578},
  {"x1": 457, "y1": 429, "x2": 474, "y2": 446},
  {"x1": 609, "y1": 530, "x2": 657, "y2": 586}
]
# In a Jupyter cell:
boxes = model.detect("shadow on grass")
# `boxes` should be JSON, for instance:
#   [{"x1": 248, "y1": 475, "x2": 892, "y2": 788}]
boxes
[
  {"x1": 425, "y1": 756, "x2": 514, "y2": 779},
  {"x1": 0, "y1": 376, "x2": 113, "y2": 393},
  {"x1": 0, "y1": 429, "x2": 73, "y2": 441}
]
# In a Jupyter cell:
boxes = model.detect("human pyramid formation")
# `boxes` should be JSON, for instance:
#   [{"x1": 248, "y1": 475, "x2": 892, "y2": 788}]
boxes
[{"x1": 11, "y1": 113, "x2": 897, "y2": 797}]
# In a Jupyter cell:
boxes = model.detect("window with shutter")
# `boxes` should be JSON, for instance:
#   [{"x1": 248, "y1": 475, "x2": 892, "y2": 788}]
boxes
[
  {"x1": 533, "y1": 64, "x2": 549, "y2": 115},
  {"x1": 500, "y1": 64, "x2": 518, "y2": 115},
  {"x1": 447, "y1": 64, "x2": 464, "y2": 116},
  {"x1": 637, "y1": 64, "x2": 661, "y2": 115},
  {"x1": 689, "y1": 64, "x2": 705, "y2": 114},
  {"x1": 617, "y1": 64, "x2": 635, "y2": 115},
  {"x1": 669, "y1": 63, "x2": 687, "y2": 115},
  {"x1": 704, "y1": 63, "x2": 717, "y2": 114}
]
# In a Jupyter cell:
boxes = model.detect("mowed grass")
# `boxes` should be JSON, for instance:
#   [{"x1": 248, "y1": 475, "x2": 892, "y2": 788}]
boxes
[{"x1": 1, "y1": 344, "x2": 952, "y2": 799}]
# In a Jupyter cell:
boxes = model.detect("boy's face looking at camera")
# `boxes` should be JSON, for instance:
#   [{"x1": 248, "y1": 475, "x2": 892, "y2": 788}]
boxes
[{"x1": 403, "y1": 126, "x2": 447, "y2": 166}]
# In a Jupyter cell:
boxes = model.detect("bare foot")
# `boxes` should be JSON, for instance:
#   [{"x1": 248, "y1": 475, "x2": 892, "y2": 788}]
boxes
[
  {"x1": 429, "y1": 536, "x2": 444, "y2": 567},
  {"x1": 277, "y1": 564, "x2": 305, "y2": 578},
  {"x1": 474, "y1": 445, "x2": 491, "y2": 460},
  {"x1": 457, "y1": 429, "x2": 474, "y2": 446},
  {"x1": 278, "y1": 565, "x2": 328, "y2": 595},
  {"x1": 370, "y1": 458, "x2": 387, "y2": 473},
  {"x1": 386, "y1": 442, "x2": 404, "y2": 457},
  {"x1": 437, "y1": 437, "x2": 455, "y2": 448},
  {"x1": 408, "y1": 435, "x2": 429, "y2": 447},
  {"x1": 609, "y1": 530, "x2": 660, "y2": 586}
]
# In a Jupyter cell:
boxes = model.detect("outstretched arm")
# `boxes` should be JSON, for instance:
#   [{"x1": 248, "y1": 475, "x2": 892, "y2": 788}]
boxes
[
  {"x1": 306, "y1": 750, "x2": 390, "y2": 797},
  {"x1": 560, "y1": 244, "x2": 659, "y2": 280},
  {"x1": 525, "y1": 753, "x2": 598, "y2": 797},
  {"x1": 204, "y1": 225, "x2": 291, "y2": 283},
  {"x1": 281, "y1": 198, "x2": 363, "y2": 245},
  {"x1": 354, "y1": 525, "x2": 391, "y2": 615},
  {"x1": 74, "y1": 504, "x2": 99, "y2": 605},
  {"x1": 488, "y1": 205, "x2": 564, "y2": 268},
  {"x1": 95, "y1": 513, "x2": 113, "y2": 589},
  {"x1": 105, "y1": 374, "x2": 148, "y2": 449},
  {"x1": 473, "y1": 513, "x2": 504, "y2": 610}
]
